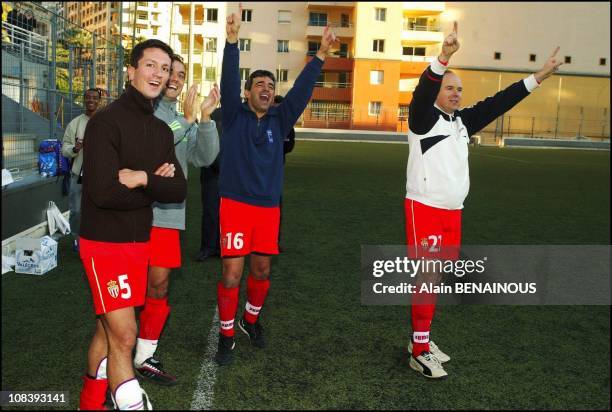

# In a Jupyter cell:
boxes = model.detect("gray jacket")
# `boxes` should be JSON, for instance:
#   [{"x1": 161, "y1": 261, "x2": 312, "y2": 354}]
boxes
[{"x1": 152, "y1": 97, "x2": 220, "y2": 230}]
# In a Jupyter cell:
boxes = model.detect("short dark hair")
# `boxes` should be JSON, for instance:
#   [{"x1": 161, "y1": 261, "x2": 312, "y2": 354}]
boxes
[
  {"x1": 171, "y1": 53, "x2": 184, "y2": 65},
  {"x1": 130, "y1": 39, "x2": 173, "y2": 68},
  {"x1": 85, "y1": 88, "x2": 101, "y2": 98},
  {"x1": 245, "y1": 70, "x2": 275, "y2": 91}
]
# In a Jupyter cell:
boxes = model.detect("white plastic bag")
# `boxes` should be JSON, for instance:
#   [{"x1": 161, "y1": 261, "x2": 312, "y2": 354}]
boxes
[
  {"x1": 2, "y1": 253, "x2": 15, "y2": 275},
  {"x1": 47, "y1": 201, "x2": 71, "y2": 235},
  {"x1": 2, "y1": 168, "x2": 22, "y2": 187}
]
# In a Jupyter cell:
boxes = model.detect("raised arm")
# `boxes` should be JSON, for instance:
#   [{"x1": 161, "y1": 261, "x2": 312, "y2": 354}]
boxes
[
  {"x1": 188, "y1": 84, "x2": 221, "y2": 167},
  {"x1": 409, "y1": 22, "x2": 459, "y2": 134},
  {"x1": 459, "y1": 46, "x2": 564, "y2": 136},
  {"x1": 279, "y1": 26, "x2": 337, "y2": 136},
  {"x1": 220, "y1": 3, "x2": 243, "y2": 128}
]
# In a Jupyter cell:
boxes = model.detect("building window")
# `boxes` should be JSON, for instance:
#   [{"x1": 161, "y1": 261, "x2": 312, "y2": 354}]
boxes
[
  {"x1": 373, "y1": 39, "x2": 385, "y2": 53},
  {"x1": 338, "y1": 43, "x2": 349, "y2": 58},
  {"x1": 600, "y1": 58, "x2": 607, "y2": 66},
  {"x1": 375, "y1": 8, "x2": 386, "y2": 22},
  {"x1": 277, "y1": 40, "x2": 289, "y2": 53},
  {"x1": 205, "y1": 37, "x2": 217, "y2": 52},
  {"x1": 564, "y1": 56, "x2": 571, "y2": 64},
  {"x1": 239, "y1": 68, "x2": 250, "y2": 81},
  {"x1": 137, "y1": 11, "x2": 147, "y2": 20},
  {"x1": 242, "y1": 9, "x2": 252, "y2": 22},
  {"x1": 341, "y1": 13, "x2": 349, "y2": 27},
  {"x1": 278, "y1": 10, "x2": 291, "y2": 24},
  {"x1": 307, "y1": 41, "x2": 320, "y2": 56},
  {"x1": 308, "y1": 12, "x2": 327, "y2": 26},
  {"x1": 494, "y1": 51, "x2": 501, "y2": 60},
  {"x1": 529, "y1": 54, "x2": 536, "y2": 62},
  {"x1": 205, "y1": 8, "x2": 218, "y2": 23},
  {"x1": 276, "y1": 69, "x2": 288, "y2": 82},
  {"x1": 338, "y1": 72, "x2": 350, "y2": 87},
  {"x1": 403, "y1": 46, "x2": 426, "y2": 56},
  {"x1": 152, "y1": 26, "x2": 158, "y2": 35},
  {"x1": 369, "y1": 101, "x2": 382, "y2": 116},
  {"x1": 239, "y1": 38, "x2": 251, "y2": 52},
  {"x1": 370, "y1": 70, "x2": 384, "y2": 85},
  {"x1": 398, "y1": 105, "x2": 409, "y2": 120},
  {"x1": 205, "y1": 67, "x2": 216, "y2": 81}
]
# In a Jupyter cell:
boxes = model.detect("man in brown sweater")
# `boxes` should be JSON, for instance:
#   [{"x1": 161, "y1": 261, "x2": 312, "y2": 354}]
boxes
[{"x1": 77, "y1": 39, "x2": 187, "y2": 410}]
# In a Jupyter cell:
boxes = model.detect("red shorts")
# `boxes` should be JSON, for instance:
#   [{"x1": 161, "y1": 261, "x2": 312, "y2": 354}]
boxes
[
  {"x1": 79, "y1": 238, "x2": 150, "y2": 315},
  {"x1": 149, "y1": 226, "x2": 181, "y2": 268},
  {"x1": 405, "y1": 198, "x2": 461, "y2": 260},
  {"x1": 219, "y1": 197, "x2": 280, "y2": 257}
]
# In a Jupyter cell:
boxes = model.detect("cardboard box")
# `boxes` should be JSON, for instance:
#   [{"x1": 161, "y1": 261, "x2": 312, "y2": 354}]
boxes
[{"x1": 15, "y1": 236, "x2": 58, "y2": 275}]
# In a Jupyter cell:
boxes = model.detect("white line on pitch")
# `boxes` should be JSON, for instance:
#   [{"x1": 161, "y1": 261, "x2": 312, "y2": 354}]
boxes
[{"x1": 190, "y1": 307, "x2": 219, "y2": 410}]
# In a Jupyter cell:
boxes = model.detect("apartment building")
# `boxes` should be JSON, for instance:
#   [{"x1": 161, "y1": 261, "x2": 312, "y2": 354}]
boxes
[{"x1": 61, "y1": 2, "x2": 609, "y2": 134}]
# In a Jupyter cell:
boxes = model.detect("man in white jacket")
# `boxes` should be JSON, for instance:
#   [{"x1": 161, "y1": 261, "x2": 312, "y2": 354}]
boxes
[
  {"x1": 61, "y1": 88, "x2": 101, "y2": 252},
  {"x1": 405, "y1": 22, "x2": 563, "y2": 379}
]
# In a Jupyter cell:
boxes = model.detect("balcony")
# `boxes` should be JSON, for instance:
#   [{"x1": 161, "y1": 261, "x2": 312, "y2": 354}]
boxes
[
  {"x1": 307, "y1": 55, "x2": 353, "y2": 71},
  {"x1": 306, "y1": 21, "x2": 354, "y2": 38},
  {"x1": 307, "y1": 2, "x2": 355, "y2": 8},
  {"x1": 401, "y1": 28, "x2": 443, "y2": 45},
  {"x1": 311, "y1": 85, "x2": 352, "y2": 102},
  {"x1": 400, "y1": 55, "x2": 436, "y2": 63},
  {"x1": 402, "y1": 2, "x2": 445, "y2": 16}
]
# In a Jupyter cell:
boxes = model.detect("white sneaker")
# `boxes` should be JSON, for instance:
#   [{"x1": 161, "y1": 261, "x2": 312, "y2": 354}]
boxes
[
  {"x1": 409, "y1": 351, "x2": 448, "y2": 379},
  {"x1": 408, "y1": 340, "x2": 451, "y2": 363}
]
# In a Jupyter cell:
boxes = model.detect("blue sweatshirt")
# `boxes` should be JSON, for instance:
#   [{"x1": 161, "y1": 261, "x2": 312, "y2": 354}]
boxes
[{"x1": 219, "y1": 41, "x2": 323, "y2": 207}]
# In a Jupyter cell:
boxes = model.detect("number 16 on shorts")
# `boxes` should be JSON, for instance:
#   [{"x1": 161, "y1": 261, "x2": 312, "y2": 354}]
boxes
[{"x1": 224, "y1": 232, "x2": 244, "y2": 250}]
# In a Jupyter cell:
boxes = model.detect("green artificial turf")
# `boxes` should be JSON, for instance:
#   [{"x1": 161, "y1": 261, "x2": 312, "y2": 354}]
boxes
[{"x1": 2, "y1": 142, "x2": 609, "y2": 410}]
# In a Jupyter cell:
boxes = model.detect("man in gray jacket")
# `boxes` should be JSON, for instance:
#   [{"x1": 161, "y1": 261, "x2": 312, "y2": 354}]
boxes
[{"x1": 133, "y1": 54, "x2": 220, "y2": 385}]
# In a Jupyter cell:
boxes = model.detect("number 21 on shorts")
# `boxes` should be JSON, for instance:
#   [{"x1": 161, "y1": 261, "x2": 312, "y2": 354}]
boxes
[{"x1": 225, "y1": 232, "x2": 244, "y2": 250}]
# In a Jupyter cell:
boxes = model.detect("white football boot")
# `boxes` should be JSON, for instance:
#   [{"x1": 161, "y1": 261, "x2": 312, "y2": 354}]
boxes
[
  {"x1": 409, "y1": 351, "x2": 448, "y2": 379},
  {"x1": 408, "y1": 340, "x2": 450, "y2": 363}
]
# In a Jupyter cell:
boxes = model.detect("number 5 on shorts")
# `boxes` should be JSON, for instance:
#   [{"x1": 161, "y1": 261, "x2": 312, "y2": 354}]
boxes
[
  {"x1": 225, "y1": 232, "x2": 244, "y2": 250},
  {"x1": 118, "y1": 274, "x2": 132, "y2": 299}
]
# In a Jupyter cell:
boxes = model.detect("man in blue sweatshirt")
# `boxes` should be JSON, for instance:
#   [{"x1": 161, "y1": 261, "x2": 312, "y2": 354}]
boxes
[{"x1": 214, "y1": 4, "x2": 338, "y2": 365}]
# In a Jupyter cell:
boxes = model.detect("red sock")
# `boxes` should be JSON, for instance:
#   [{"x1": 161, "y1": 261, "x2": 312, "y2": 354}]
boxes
[
  {"x1": 217, "y1": 282, "x2": 239, "y2": 337},
  {"x1": 138, "y1": 296, "x2": 171, "y2": 340},
  {"x1": 243, "y1": 274, "x2": 270, "y2": 324},
  {"x1": 411, "y1": 286, "x2": 438, "y2": 356},
  {"x1": 79, "y1": 375, "x2": 108, "y2": 410}
]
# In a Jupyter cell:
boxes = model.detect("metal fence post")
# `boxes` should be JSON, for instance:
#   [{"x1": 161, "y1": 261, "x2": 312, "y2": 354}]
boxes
[
  {"x1": 49, "y1": 12, "x2": 57, "y2": 139},
  {"x1": 117, "y1": 2, "x2": 124, "y2": 97},
  {"x1": 554, "y1": 77, "x2": 562, "y2": 139},
  {"x1": 69, "y1": 46, "x2": 73, "y2": 119},
  {"x1": 19, "y1": 43, "x2": 24, "y2": 133},
  {"x1": 91, "y1": 33, "x2": 97, "y2": 89},
  {"x1": 577, "y1": 106, "x2": 583, "y2": 138}
]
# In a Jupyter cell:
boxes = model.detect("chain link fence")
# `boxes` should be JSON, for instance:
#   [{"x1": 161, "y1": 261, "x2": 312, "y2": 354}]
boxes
[
  {"x1": 301, "y1": 103, "x2": 610, "y2": 142},
  {"x1": 2, "y1": 1, "x2": 124, "y2": 180}
]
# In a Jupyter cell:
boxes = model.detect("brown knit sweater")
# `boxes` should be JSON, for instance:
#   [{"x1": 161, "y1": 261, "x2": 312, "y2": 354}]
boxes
[{"x1": 80, "y1": 85, "x2": 187, "y2": 243}]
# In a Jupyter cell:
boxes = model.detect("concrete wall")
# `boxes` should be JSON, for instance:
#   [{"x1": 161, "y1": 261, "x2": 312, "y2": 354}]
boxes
[
  {"x1": 2, "y1": 177, "x2": 69, "y2": 240},
  {"x1": 443, "y1": 2, "x2": 611, "y2": 76}
]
